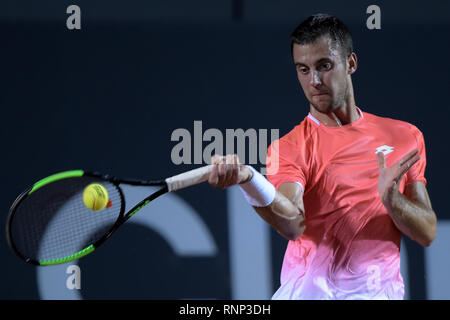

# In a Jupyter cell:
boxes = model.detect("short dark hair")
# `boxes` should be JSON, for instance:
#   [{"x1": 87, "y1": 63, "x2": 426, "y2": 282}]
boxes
[{"x1": 290, "y1": 14, "x2": 353, "y2": 60}]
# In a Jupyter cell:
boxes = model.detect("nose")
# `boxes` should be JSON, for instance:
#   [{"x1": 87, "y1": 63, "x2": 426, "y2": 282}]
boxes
[{"x1": 310, "y1": 71, "x2": 322, "y2": 88}]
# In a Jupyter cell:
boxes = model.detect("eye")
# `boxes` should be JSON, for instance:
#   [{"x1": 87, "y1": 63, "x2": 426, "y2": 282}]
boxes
[
  {"x1": 321, "y1": 62, "x2": 332, "y2": 71},
  {"x1": 297, "y1": 66, "x2": 309, "y2": 74}
]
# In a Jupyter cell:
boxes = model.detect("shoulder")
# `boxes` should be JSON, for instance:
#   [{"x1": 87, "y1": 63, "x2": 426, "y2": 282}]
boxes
[
  {"x1": 364, "y1": 111, "x2": 424, "y2": 140},
  {"x1": 266, "y1": 115, "x2": 318, "y2": 166},
  {"x1": 275, "y1": 116, "x2": 319, "y2": 149}
]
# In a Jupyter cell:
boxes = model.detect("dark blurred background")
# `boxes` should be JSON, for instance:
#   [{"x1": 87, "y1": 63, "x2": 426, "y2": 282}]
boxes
[{"x1": 1, "y1": 0, "x2": 449, "y2": 299}]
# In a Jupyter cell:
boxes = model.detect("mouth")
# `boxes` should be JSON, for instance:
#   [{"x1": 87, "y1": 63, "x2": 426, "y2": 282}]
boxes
[{"x1": 312, "y1": 92, "x2": 329, "y2": 96}]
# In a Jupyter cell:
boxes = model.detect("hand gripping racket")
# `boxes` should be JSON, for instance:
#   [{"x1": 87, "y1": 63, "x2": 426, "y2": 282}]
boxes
[{"x1": 6, "y1": 165, "x2": 214, "y2": 266}]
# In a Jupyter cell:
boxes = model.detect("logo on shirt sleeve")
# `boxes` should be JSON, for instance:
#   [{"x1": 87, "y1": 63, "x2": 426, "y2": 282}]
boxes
[{"x1": 375, "y1": 145, "x2": 394, "y2": 156}]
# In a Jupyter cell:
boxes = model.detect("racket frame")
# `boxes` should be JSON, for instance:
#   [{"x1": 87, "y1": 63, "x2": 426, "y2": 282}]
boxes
[{"x1": 6, "y1": 170, "x2": 168, "y2": 266}]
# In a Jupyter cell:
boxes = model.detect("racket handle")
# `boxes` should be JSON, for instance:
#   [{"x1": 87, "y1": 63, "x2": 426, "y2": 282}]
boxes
[{"x1": 165, "y1": 165, "x2": 213, "y2": 192}]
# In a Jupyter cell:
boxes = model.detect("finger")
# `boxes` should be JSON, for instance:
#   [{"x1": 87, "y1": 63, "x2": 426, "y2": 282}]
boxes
[
  {"x1": 224, "y1": 154, "x2": 235, "y2": 165},
  {"x1": 376, "y1": 152, "x2": 386, "y2": 169},
  {"x1": 208, "y1": 163, "x2": 219, "y2": 186},
  {"x1": 230, "y1": 155, "x2": 239, "y2": 184},
  {"x1": 222, "y1": 155, "x2": 237, "y2": 185},
  {"x1": 234, "y1": 154, "x2": 241, "y2": 165},
  {"x1": 395, "y1": 155, "x2": 420, "y2": 183},
  {"x1": 223, "y1": 154, "x2": 236, "y2": 185},
  {"x1": 218, "y1": 156, "x2": 232, "y2": 188},
  {"x1": 399, "y1": 149, "x2": 419, "y2": 167},
  {"x1": 390, "y1": 180, "x2": 399, "y2": 193},
  {"x1": 210, "y1": 155, "x2": 224, "y2": 186},
  {"x1": 217, "y1": 157, "x2": 226, "y2": 182},
  {"x1": 211, "y1": 154, "x2": 223, "y2": 165}
]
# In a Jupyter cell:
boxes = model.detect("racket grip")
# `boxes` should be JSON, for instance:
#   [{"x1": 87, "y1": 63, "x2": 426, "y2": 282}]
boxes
[{"x1": 165, "y1": 165, "x2": 213, "y2": 192}]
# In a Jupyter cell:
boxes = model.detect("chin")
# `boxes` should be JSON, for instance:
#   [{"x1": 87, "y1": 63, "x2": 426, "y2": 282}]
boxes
[{"x1": 311, "y1": 101, "x2": 334, "y2": 114}]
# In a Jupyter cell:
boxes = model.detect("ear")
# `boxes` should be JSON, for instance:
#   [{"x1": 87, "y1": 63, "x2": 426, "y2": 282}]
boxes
[{"x1": 347, "y1": 52, "x2": 358, "y2": 75}]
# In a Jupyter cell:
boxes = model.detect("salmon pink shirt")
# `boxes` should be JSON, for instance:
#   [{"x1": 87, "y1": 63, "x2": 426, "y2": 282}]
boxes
[{"x1": 266, "y1": 107, "x2": 427, "y2": 300}]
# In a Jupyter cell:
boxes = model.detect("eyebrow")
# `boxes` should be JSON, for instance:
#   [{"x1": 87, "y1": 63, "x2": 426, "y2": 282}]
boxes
[{"x1": 294, "y1": 57, "x2": 332, "y2": 67}]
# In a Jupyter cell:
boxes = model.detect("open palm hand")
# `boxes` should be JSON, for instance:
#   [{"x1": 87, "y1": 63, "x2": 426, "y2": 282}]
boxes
[{"x1": 376, "y1": 149, "x2": 420, "y2": 208}]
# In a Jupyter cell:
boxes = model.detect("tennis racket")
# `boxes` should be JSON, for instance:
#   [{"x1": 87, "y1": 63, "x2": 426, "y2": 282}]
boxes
[{"x1": 6, "y1": 165, "x2": 217, "y2": 266}]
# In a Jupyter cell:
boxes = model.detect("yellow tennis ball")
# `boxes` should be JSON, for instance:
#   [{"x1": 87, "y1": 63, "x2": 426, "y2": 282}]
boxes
[{"x1": 83, "y1": 183, "x2": 109, "y2": 211}]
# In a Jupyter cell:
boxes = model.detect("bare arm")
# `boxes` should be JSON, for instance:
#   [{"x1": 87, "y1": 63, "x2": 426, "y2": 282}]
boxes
[
  {"x1": 253, "y1": 182, "x2": 306, "y2": 240},
  {"x1": 208, "y1": 154, "x2": 306, "y2": 240},
  {"x1": 386, "y1": 181, "x2": 436, "y2": 247},
  {"x1": 377, "y1": 150, "x2": 437, "y2": 247}
]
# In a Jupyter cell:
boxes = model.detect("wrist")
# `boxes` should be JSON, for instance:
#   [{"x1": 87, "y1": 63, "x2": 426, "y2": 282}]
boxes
[
  {"x1": 238, "y1": 166, "x2": 276, "y2": 207},
  {"x1": 383, "y1": 187, "x2": 403, "y2": 213}
]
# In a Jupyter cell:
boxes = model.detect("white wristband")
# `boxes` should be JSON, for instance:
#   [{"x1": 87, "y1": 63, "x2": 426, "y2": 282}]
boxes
[{"x1": 238, "y1": 166, "x2": 276, "y2": 207}]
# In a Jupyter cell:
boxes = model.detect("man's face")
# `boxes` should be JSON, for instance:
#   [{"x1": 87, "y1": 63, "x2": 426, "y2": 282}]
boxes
[{"x1": 293, "y1": 36, "x2": 350, "y2": 114}]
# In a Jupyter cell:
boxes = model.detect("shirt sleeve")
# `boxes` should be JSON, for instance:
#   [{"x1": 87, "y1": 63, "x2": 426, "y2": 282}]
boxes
[
  {"x1": 405, "y1": 127, "x2": 427, "y2": 186},
  {"x1": 265, "y1": 135, "x2": 310, "y2": 191}
]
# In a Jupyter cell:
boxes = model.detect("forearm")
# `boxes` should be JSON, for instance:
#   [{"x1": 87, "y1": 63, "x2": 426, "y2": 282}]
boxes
[
  {"x1": 238, "y1": 167, "x2": 305, "y2": 240},
  {"x1": 254, "y1": 190, "x2": 306, "y2": 241},
  {"x1": 386, "y1": 192, "x2": 437, "y2": 247},
  {"x1": 208, "y1": 157, "x2": 306, "y2": 240}
]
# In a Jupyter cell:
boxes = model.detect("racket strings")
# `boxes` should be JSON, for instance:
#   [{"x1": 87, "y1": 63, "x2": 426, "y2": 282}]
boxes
[{"x1": 10, "y1": 177, "x2": 123, "y2": 262}]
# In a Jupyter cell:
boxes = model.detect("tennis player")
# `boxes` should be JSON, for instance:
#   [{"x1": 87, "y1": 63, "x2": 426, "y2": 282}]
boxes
[{"x1": 208, "y1": 14, "x2": 437, "y2": 300}]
